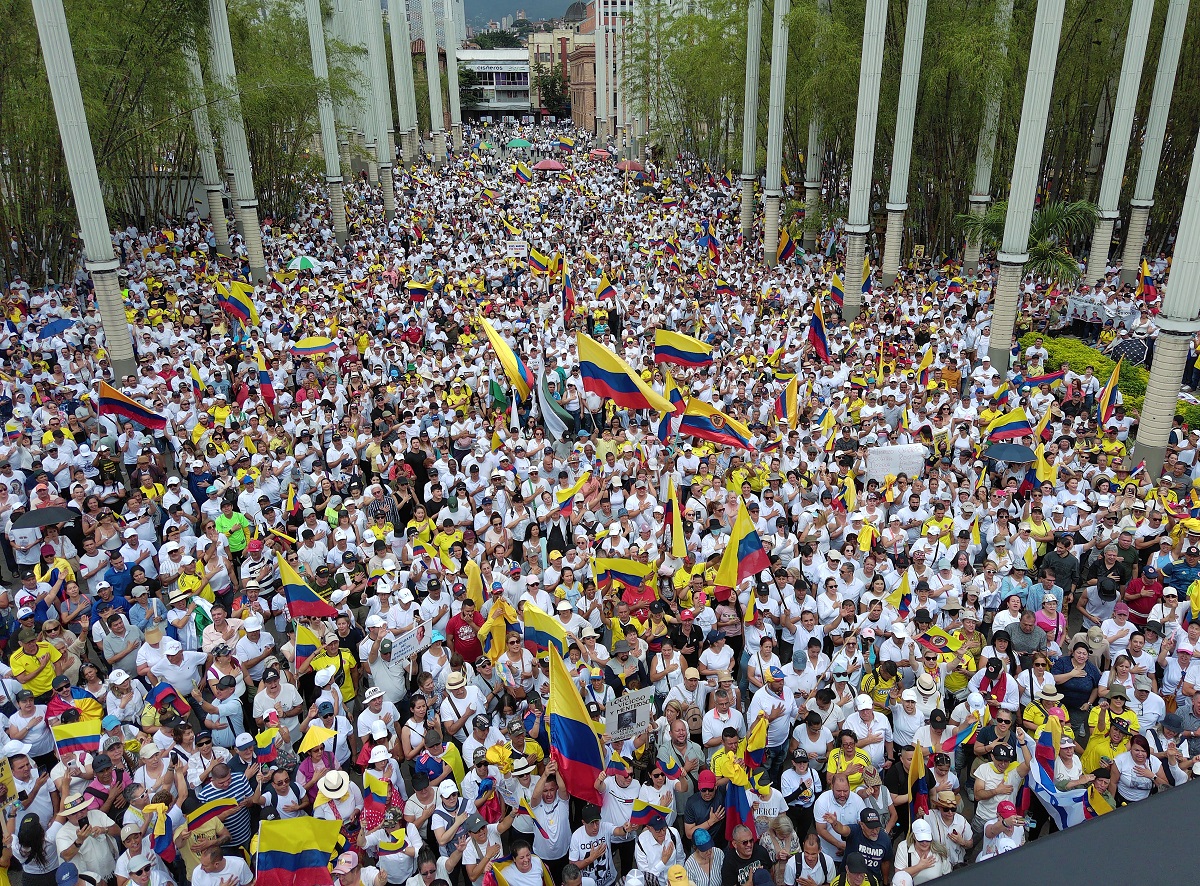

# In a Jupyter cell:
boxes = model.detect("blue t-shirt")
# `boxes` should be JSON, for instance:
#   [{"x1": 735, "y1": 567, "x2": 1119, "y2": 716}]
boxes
[
  {"x1": 844, "y1": 824, "x2": 892, "y2": 875},
  {"x1": 1050, "y1": 657, "x2": 1102, "y2": 708}
]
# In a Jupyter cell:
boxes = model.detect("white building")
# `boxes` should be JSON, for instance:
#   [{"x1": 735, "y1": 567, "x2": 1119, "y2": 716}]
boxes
[{"x1": 457, "y1": 48, "x2": 532, "y2": 117}]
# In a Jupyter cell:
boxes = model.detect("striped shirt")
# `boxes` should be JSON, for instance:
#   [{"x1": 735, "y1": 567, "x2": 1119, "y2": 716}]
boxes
[{"x1": 195, "y1": 772, "x2": 254, "y2": 846}]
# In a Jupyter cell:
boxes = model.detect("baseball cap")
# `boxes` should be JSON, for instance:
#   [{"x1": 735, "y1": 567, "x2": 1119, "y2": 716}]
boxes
[{"x1": 859, "y1": 808, "x2": 881, "y2": 827}]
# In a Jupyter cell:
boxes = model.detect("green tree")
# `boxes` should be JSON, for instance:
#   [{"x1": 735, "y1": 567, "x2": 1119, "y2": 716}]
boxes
[
  {"x1": 957, "y1": 200, "x2": 1100, "y2": 282},
  {"x1": 532, "y1": 63, "x2": 570, "y2": 119},
  {"x1": 473, "y1": 30, "x2": 522, "y2": 49},
  {"x1": 458, "y1": 64, "x2": 485, "y2": 109}
]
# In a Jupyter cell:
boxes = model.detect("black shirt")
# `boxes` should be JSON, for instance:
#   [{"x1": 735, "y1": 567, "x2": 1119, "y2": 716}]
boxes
[{"x1": 721, "y1": 845, "x2": 772, "y2": 886}]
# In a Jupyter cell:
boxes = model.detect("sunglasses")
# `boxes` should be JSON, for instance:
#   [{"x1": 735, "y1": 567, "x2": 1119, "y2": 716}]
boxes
[
  {"x1": 131, "y1": 868, "x2": 151, "y2": 877},
  {"x1": 994, "y1": 718, "x2": 1013, "y2": 725}
]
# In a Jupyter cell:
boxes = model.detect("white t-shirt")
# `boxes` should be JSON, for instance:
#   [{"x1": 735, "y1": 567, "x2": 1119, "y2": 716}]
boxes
[
  {"x1": 190, "y1": 856, "x2": 253, "y2": 886},
  {"x1": 568, "y1": 822, "x2": 619, "y2": 886}
]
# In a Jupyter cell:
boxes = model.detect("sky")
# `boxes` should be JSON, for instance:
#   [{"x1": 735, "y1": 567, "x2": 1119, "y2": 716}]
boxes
[{"x1": 464, "y1": 0, "x2": 569, "y2": 25}]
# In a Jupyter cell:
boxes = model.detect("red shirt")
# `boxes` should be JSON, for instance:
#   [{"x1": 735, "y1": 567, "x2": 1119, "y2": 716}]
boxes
[{"x1": 446, "y1": 611, "x2": 484, "y2": 661}]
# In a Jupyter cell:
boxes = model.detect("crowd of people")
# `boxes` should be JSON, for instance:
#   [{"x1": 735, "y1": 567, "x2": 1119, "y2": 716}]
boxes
[{"x1": 0, "y1": 121, "x2": 1194, "y2": 886}]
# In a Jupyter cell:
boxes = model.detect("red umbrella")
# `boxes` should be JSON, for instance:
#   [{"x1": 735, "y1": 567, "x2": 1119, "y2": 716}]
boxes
[
  {"x1": 532, "y1": 158, "x2": 566, "y2": 171},
  {"x1": 616, "y1": 160, "x2": 645, "y2": 172},
  {"x1": 589, "y1": 149, "x2": 610, "y2": 160}
]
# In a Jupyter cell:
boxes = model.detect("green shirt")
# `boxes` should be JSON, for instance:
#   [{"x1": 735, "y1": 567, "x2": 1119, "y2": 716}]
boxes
[{"x1": 215, "y1": 512, "x2": 251, "y2": 552}]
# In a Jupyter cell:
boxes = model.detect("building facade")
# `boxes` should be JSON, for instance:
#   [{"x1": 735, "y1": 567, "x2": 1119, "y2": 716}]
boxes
[{"x1": 457, "y1": 49, "x2": 532, "y2": 119}]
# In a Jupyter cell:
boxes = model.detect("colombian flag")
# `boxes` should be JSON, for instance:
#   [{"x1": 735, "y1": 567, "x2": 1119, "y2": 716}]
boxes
[
  {"x1": 664, "y1": 369, "x2": 686, "y2": 415},
  {"x1": 679, "y1": 399, "x2": 755, "y2": 451},
  {"x1": 186, "y1": 797, "x2": 238, "y2": 830},
  {"x1": 596, "y1": 273, "x2": 617, "y2": 300},
  {"x1": 189, "y1": 364, "x2": 204, "y2": 398},
  {"x1": 548, "y1": 641, "x2": 604, "y2": 803},
  {"x1": 725, "y1": 782, "x2": 756, "y2": 840},
  {"x1": 1025, "y1": 369, "x2": 1066, "y2": 389},
  {"x1": 861, "y1": 254, "x2": 872, "y2": 293},
  {"x1": 529, "y1": 248, "x2": 551, "y2": 275},
  {"x1": 714, "y1": 499, "x2": 771, "y2": 594},
  {"x1": 256, "y1": 351, "x2": 275, "y2": 405},
  {"x1": 630, "y1": 798, "x2": 672, "y2": 829},
  {"x1": 743, "y1": 715, "x2": 768, "y2": 769},
  {"x1": 716, "y1": 279, "x2": 735, "y2": 298},
  {"x1": 256, "y1": 817, "x2": 343, "y2": 886},
  {"x1": 593, "y1": 556, "x2": 655, "y2": 590},
  {"x1": 941, "y1": 711, "x2": 984, "y2": 751},
  {"x1": 807, "y1": 297, "x2": 831, "y2": 363},
  {"x1": 478, "y1": 598, "x2": 519, "y2": 661},
  {"x1": 514, "y1": 162, "x2": 532, "y2": 183},
  {"x1": 1136, "y1": 259, "x2": 1157, "y2": 300},
  {"x1": 908, "y1": 746, "x2": 930, "y2": 816},
  {"x1": 1096, "y1": 358, "x2": 1122, "y2": 425},
  {"x1": 555, "y1": 471, "x2": 591, "y2": 516},
  {"x1": 829, "y1": 273, "x2": 845, "y2": 309},
  {"x1": 654, "y1": 329, "x2": 714, "y2": 368},
  {"x1": 295, "y1": 622, "x2": 321, "y2": 668},
  {"x1": 886, "y1": 572, "x2": 912, "y2": 619},
  {"x1": 556, "y1": 134, "x2": 576, "y2": 150},
  {"x1": 363, "y1": 771, "x2": 391, "y2": 810},
  {"x1": 52, "y1": 719, "x2": 102, "y2": 756},
  {"x1": 984, "y1": 407, "x2": 1034, "y2": 442},
  {"x1": 215, "y1": 280, "x2": 259, "y2": 326},
  {"x1": 577, "y1": 332, "x2": 674, "y2": 413},
  {"x1": 98, "y1": 382, "x2": 167, "y2": 430},
  {"x1": 777, "y1": 227, "x2": 796, "y2": 263},
  {"x1": 255, "y1": 728, "x2": 279, "y2": 764},
  {"x1": 775, "y1": 376, "x2": 799, "y2": 429},
  {"x1": 665, "y1": 477, "x2": 686, "y2": 559},
  {"x1": 277, "y1": 553, "x2": 338, "y2": 618},
  {"x1": 523, "y1": 601, "x2": 568, "y2": 657},
  {"x1": 480, "y1": 315, "x2": 535, "y2": 401}
]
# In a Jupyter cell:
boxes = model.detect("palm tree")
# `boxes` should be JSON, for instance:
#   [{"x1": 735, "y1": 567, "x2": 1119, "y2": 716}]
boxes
[{"x1": 957, "y1": 200, "x2": 1099, "y2": 283}]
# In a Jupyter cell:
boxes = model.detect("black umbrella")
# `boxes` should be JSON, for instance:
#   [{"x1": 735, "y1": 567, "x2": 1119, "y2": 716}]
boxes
[
  {"x1": 12, "y1": 506, "x2": 80, "y2": 531},
  {"x1": 982, "y1": 443, "x2": 1036, "y2": 464}
]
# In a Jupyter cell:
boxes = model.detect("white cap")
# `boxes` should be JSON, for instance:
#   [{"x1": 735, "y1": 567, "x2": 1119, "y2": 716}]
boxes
[
  {"x1": 438, "y1": 780, "x2": 460, "y2": 798},
  {"x1": 243, "y1": 615, "x2": 263, "y2": 631},
  {"x1": 161, "y1": 639, "x2": 183, "y2": 655},
  {"x1": 364, "y1": 614, "x2": 385, "y2": 629},
  {"x1": 363, "y1": 686, "x2": 384, "y2": 702},
  {"x1": 315, "y1": 665, "x2": 337, "y2": 687},
  {"x1": 911, "y1": 820, "x2": 933, "y2": 842},
  {"x1": 855, "y1": 694, "x2": 874, "y2": 711}
]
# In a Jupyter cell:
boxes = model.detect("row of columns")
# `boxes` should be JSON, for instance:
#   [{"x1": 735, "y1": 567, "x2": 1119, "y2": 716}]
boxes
[
  {"x1": 722, "y1": 0, "x2": 1198, "y2": 475},
  {"x1": 32, "y1": 0, "x2": 469, "y2": 368}
]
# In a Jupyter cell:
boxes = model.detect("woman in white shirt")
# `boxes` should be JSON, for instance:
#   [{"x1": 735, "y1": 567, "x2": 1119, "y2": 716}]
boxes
[
  {"x1": 890, "y1": 689, "x2": 926, "y2": 748},
  {"x1": 1111, "y1": 735, "x2": 1167, "y2": 804}
]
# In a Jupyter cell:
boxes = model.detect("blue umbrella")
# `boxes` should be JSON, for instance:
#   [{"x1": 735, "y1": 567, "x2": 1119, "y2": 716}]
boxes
[
  {"x1": 38, "y1": 318, "x2": 76, "y2": 339},
  {"x1": 982, "y1": 443, "x2": 1035, "y2": 464}
]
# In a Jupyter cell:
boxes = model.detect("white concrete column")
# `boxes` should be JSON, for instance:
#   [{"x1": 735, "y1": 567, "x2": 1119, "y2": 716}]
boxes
[
  {"x1": 1083, "y1": 73, "x2": 1116, "y2": 203},
  {"x1": 444, "y1": 0, "x2": 462, "y2": 152},
  {"x1": 881, "y1": 0, "x2": 927, "y2": 286},
  {"x1": 387, "y1": 0, "x2": 419, "y2": 165},
  {"x1": 421, "y1": 0, "x2": 445, "y2": 164},
  {"x1": 1140, "y1": 122, "x2": 1200, "y2": 476},
  {"x1": 1120, "y1": 0, "x2": 1190, "y2": 284},
  {"x1": 208, "y1": 0, "x2": 266, "y2": 282},
  {"x1": 304, "y1": 0, "x2": 348, "y2": 243},
  {"x1": 31, "y1": 0, "x2": 136, "y2": 379},
  {"x1": 803, "y1": 116, "x2": 822, "y2": 252},
  {"x1": 842, "y1": 0, "x2": 888, "y2": 318},
  {"x1": 183, "y1": 43, "x2": 231, "y2": 256},
  {"x1": 1085, "y1": 0, "x2": 1154, "y2": 283},
  {"x1": 595, "y1": 5, "x2": 608, "y2": 139},
  {"x1": 739, "y1": 0, "x2": 763, "y2": 240},
  {"x1": 364, "y1": 0, "x2": 396, "y2": 219},
  {"x1": 964, "y1": 0, "x2": 1013, "y2": 275},
  {"x1": 989, "y1": 0, "x2": 1066, "y2": 369},
  {"x1": 763, "y1": 0, "x2": 790, "y2": 265}
]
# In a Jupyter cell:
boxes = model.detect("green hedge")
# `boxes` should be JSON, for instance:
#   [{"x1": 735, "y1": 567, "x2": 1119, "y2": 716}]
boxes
[{"x1": 1017, "y1": 333, "x2": 1200, "y2": 431}]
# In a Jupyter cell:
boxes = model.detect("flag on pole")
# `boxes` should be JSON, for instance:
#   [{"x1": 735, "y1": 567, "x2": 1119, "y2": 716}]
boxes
[{"x1": 548, "y1": 640, "x2": 604, "y2": 803}]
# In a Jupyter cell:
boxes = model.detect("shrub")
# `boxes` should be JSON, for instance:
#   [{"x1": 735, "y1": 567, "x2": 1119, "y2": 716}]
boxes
[{"x1": 1016, "y1": 333, "x2": 1200, "y2": 432}]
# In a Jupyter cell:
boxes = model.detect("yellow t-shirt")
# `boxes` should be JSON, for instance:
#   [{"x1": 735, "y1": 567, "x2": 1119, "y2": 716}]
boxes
[
  {"x1": 308, "y1": 649, "x2": 358, "y2": 701},
  {"x1": 11, "y1": 641, "x2": 63, "y2": 696},
  {"x1": 827, "y1": 748, "x2": 874, "y2": 789},
  {"x1": 176, "y1": 571, "x2": 216, "y2": 604}
]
